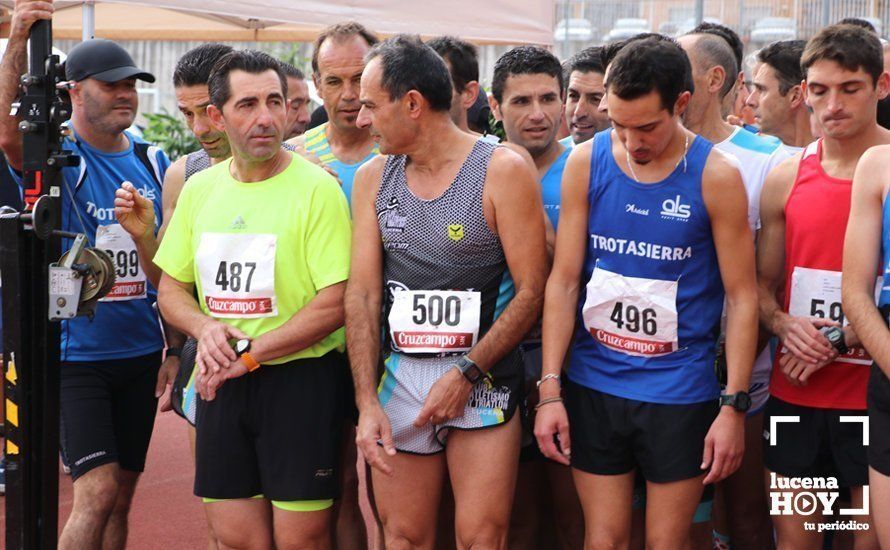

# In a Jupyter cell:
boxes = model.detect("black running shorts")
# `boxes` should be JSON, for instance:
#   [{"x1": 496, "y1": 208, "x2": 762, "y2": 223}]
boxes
[
  {"x1": 867, "y1": 364, "x2": 890, "y2": 476},
  {"x1": 565, "y1": 380, "x2": 718, "y2": 483},
  {"x1": 763, "y1": 396, "x2": 868, "y2": 487},
  {"x1": 194, "y1": 352, "x2": 344, "y2": 502},
  {"x1": 60, "y1": 350, "x2": 162, "y2": 481}
]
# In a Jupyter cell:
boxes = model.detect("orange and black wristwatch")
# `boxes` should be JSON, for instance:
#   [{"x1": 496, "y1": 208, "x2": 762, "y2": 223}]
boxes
[{"x1": 233, "y1": 338, "x2": 260, "y2": 372}]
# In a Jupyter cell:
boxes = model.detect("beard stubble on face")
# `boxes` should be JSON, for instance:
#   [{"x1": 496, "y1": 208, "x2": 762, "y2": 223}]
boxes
[{"x1": 82, "y1": 86, "x2": 136, "y2": 136}]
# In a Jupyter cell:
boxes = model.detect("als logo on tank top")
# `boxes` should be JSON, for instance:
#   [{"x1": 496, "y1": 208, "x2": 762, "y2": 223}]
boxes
[
  {"x1": 378, "y1": 196, "x2": 409, "y2": 251},
  {"x1": 660, "y1": 194, "x2": 692, "y2": 221}
]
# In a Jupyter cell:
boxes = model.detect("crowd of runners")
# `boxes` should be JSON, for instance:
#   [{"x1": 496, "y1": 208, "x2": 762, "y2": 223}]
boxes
[{"x1": 4, "y1": 0, "x2": 890, "y2": 548}]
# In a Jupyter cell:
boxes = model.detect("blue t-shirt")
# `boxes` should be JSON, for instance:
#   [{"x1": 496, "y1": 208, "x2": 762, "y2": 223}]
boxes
[
  {"x1": 568, "y1": 130, "x2": 724, "y2": 405},
  {"x1": 11, "y1": 131, "x2": 168, "y2": 361},
  {"x1": 541, "y1": 147, "x2": 571, "y2": 229}
]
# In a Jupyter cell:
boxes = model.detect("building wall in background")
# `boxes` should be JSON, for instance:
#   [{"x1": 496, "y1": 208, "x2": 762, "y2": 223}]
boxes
[{"x1": 56, "y1": 1, "x2": 890, "y2": 121}]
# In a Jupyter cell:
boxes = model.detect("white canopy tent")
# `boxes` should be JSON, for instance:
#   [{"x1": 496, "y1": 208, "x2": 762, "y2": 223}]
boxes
[{"x1": 0, "y1": 0, "x2": 554, "y2": 45}]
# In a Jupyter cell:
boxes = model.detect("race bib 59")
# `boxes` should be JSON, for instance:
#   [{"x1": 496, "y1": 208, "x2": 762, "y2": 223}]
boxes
[{"x1": 787, "y1": 267, "x2": 878, "y2": 365}]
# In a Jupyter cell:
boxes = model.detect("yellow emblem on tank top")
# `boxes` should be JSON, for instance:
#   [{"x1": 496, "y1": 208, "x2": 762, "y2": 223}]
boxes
[{"x1": 447, "y1": 224, "x2": 464, "y2": 241}]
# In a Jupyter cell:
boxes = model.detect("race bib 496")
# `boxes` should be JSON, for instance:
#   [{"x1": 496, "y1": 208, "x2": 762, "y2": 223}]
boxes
[{"x1": 582, "y1": 266, "x2": 679, "y2": 357}]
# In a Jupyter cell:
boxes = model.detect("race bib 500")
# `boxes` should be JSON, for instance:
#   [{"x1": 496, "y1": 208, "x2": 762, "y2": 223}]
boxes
[{"x1": 389, "y1": 289, "x2": 480, "y2": 353}]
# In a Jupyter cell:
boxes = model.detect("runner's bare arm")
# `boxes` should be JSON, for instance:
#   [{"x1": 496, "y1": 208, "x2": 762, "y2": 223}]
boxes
[
  {"x1": 756, "y1": 156, "x2": 795, "y2": 331},
  {"x1": 114, "y1": 156, "x2": 188, "y2": 289},
  {"x1": 701, "y1": 152, "x2": 757, "y2": 484},
  {"x1": 243, "y1": 282, "x2": 346, "y2": 364},
  {"x1": 843, "y1": 146, "x2": 890, "y2": 375},
  {"x1": 534, "y1": 141, "x2": 593, "y2": 465},
  {"x1": 0, "y1": 1, "x2": 54, "y2": 170},
  {"x1": 344, "y1": 156, "x2": 396, "y2": 474},
  {"x1": 472, "y1": 147, "x2": 548, "y2": 370},
  {"x1": 499, "y1": 141, "x2": 554, "y2": 256},
  {"x1": 156, "y1": 158, "x2": 187, "y2": 353},
  {"x1": 757, "y1": 155, "x2": 835, "y2": 363},
  {"x1": 113, "y1": 181, "x2": 162, "y2": 287},
  {"x1": 157, "y1": 156, "x2": 186, "y2": 241},
  {"x1": 158, "y1": 276, "x2": 210, "y2": 338},
  {"x1": 540, "y1": 143, "x2": 591, "y2": 387},
  {"x1": 704, "y1": 152, "x2": 758, "y2": 396},
  {"x1": 345, "y1": 157, "x2": 387, "y2": 409},
  {"x1": 158, "y1": 273, "x2": 246, "y2": 374}
]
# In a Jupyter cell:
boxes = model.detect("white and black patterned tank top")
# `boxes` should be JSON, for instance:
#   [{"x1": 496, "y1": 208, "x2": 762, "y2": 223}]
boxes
[
  {"x1": 376, "y1": 139, "x2": 516, "y2": 354},
  {"x1": 183, "y1": 143, "x2": 298, "y2": 182}
]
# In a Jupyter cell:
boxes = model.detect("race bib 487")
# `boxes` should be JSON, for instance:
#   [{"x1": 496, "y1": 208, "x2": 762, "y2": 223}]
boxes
[{"x1": 197, "y1": 233, "x2": 278, "y2": 319}]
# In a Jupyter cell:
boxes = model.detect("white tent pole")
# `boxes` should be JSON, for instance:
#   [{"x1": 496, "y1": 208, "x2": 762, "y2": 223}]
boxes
[{"x1": 82, "y1": 1, "x2": 95, "y2": 41}]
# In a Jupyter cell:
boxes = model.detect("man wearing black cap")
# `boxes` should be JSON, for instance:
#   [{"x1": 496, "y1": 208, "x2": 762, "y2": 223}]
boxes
[{"x1": 0, "y1": 2, "x2": 173, "y2": 548}]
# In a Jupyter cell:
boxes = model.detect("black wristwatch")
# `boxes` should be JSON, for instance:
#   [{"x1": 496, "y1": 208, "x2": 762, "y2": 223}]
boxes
[
  {"x1": 166, "y1": 347, "x2": 182, "y2": 358},
  {"x1": 820, "y1": 326, "x2": 848, "y2": 355},
  {"x1": 719, "y1": 391, "x2": 751, "y2": 413},
  {"x1": 233, "y1": 338, "x2": 251, "y2": 356},
  {"x1": 455, "y1": 355, "x2": 485, "y2": 385}
]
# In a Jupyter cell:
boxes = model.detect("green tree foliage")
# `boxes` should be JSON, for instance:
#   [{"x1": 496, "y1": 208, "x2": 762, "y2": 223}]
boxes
[{"x1": 141, "y1": 111, "x2": 199, "y2": 161}]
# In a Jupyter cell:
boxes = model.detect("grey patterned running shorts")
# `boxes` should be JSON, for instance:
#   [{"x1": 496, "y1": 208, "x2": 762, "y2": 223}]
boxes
[{"x1": 378, "y1": 350, "x2": 523, "y2": 454}]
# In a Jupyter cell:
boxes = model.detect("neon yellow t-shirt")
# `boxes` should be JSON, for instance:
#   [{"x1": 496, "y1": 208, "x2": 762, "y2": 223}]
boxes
[{"x1": 154, "y1": 153, "x2": 351, "y2": 364}]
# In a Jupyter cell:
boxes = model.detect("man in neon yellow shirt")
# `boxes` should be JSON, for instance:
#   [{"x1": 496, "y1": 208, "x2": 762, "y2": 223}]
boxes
[{"x1": 154, "y1": 49, "x2": 351, "y2": 549}]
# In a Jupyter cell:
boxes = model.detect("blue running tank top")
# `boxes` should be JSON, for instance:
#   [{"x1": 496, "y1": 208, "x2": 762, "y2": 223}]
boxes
[
  {"x1": 541, "y1": 147, "x2": 571, "y2": 229},
  {"x1": 568, "y1": 129, "x2": 725, "y2": 404},
  {"x1": 879, "y1": 194, "x2": 890, "y2": 311}
]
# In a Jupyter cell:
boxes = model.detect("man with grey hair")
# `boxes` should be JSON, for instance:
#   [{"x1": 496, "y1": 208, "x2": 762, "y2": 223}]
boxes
[
  {"x1": 679, "y1": 30, "x2": 789, "y2": 550},
  {"x1": 347, "y1": 34, "x2": 547, "y2": 548},
  {"x1": 286, "y1": 22, "x2": 382, "y2": 550}
]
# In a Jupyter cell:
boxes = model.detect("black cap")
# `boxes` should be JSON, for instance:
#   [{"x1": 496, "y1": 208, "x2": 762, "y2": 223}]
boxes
[{"x1": 65, "y1": 39, "x2": 155, "y2": 83}]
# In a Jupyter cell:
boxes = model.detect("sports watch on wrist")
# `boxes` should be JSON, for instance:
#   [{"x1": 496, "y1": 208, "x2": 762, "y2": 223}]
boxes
[
  {"x1": 455, "y1": 355, "x2": 485, "y2": 385},
  {"x1": 233, "y1": 338, "x2": 260, "y2": 372},
  {"x1": 719, "y1": 391, "x2": 751, "y2": 412},
  {"x1": 820, "y1": 326, "x2": 848, "y2": 355},
  {"x1": 166, "y1": 347, "x2": 182, "y2": 358}
]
